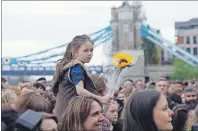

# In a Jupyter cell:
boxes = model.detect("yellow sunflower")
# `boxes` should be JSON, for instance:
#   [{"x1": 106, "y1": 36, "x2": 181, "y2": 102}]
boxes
[{"x1": 112, "y1": 52, "x2": 134, "y2": 68}]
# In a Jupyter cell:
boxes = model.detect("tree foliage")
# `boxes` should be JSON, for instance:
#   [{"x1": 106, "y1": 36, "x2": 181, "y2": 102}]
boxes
[{"x1": 171, "y1": 58, "x2": 198, "y2": 80}]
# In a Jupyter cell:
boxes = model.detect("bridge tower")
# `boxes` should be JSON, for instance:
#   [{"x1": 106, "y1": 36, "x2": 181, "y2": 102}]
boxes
[
  {"x1": 109, "y1": 1, "x2": 145, "y2": 53},
  {"x1": 103, "y1": 1, "x2": 146, "y2": 87}
]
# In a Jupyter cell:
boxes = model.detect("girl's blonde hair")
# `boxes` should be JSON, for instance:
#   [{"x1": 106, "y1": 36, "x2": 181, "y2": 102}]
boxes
[{"x1": 103, "y1": 101, "x2": 118, "y2": 114}]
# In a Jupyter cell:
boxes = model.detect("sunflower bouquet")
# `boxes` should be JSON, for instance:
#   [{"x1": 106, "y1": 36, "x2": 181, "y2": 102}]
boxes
[
  {"x1": 112, "y1": 52, "x2": 134, "y2": 68},
  {"x1": 104, "y1": 52, "x2": 135, "y2": 95}
]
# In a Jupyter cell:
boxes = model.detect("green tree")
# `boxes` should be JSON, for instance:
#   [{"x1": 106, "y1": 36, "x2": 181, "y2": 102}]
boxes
[
  {"x1": 171, "y1": 58, "x2": 198, "y2": 80},
  {"x1": 141, "y1": 37, "x2": 159, "y2": 65}
]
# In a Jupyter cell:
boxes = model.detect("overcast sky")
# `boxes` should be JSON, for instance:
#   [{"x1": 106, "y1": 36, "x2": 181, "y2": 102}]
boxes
[{"x1": 2, "y1": 1, "x2": 198, "y2": 65}]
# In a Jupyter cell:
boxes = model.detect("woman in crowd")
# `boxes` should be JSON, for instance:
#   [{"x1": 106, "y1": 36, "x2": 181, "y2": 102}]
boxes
[
  {"x1": 51, "y1": 35, "x2": 110, "y2": 120},
  {"x1": 124, "y1": 89, "x2": 174, "y2": 131},
  {"x1": 58, "y1": 96, "x2": 104, "y2": 131}
]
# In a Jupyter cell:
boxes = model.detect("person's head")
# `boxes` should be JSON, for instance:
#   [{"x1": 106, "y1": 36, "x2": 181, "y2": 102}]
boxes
[
  {"x1": 36, "y1": 77, "x2": 47, "y2": 87},
  {"x1": 123, "y1": 79, "x2": 134, "y2": 92},
  {"x1": 172, "y1": 104, "x2": 192, "y2": 131},
  {"x1": 90, "y1": 74, "x2": 107, "y2": 96},
  {"x1": 117, "y1": 92, "x2": 125, "y2": 101},
  {"x1": 62, "y1": 35, "x2": 94, "y2": 65},
  {"x1": 15, "y1": 91, "x2": 52, "y2": 113},
  {"x1": 18, "y1": 80, "x2": 33, "y2": 91},
  {"x1": 124, "y1": 89, "x2": 173, "y2": 131},
  {"x1": 103, "y1": 102, "x2": 118, "y2": 123},
  {"x1": 124, "y1": 84, "x2": 134, "y2": 101},
  {"x1": 135, "y1": 79, "x2": 144, "y2": 90},
  {"x1": 33, "y1": 82, "x2": 46, "y2": 92},
  {"x1": 168, "y1": 84, "x2": 177, "y2": 94},
  {"x1": 59, "y1": 96, "x2": 104, "y2": 131},
  {"x1": 155, "y1": 78, "x2": 169, "y2": 96},
  {"x1": 146, "y1": 82, "x2": 156, "y2": 90},
  {"x1": 175, "y1": 81, "x2": 184, "y2": 92},
  {"x1": 183, "y1": 87, "x2": 197, "y2": 104}
]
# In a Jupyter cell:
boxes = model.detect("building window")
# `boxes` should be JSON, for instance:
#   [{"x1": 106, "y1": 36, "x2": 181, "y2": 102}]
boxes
[
  {"x1": 186, "y1": 36, "x2": 190, "y2": 44},
  {"x1": 194, "y1": 48, "x2": 197, "y2": 55},
  {"x1": 186, "y1": 48, "x2": 191, "y2": 53},
  {"x1": 193, "y1": 36, "x2": 197, "y2": 44}
]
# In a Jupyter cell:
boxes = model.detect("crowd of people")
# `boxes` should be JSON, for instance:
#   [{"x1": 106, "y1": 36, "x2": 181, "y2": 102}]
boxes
[{"x1": 1, "y1": 34, "x2": 198, "y2": 131}]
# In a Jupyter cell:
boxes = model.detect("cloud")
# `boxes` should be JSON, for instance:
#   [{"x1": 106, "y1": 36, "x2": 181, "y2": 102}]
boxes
[
  {"x1": 2, "y1": 40, "x2": 47, "y2": 57},
  {"x1": 2, "y1": 1, "x2": 122, "y2": 16}
]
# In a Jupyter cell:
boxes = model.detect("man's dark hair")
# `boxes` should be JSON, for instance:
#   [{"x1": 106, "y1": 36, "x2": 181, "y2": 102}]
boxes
[
  {"x1": 175, "y1": 81, "x2": 184, "y2": 86},
  {"x1": 145, "y1": 76, "x2": 150, "y2": 84},
  {"x1": 33, "y1": 83, "x2": 46, "y2": 91},
  {"x1": 124, "y1": 79, "x2": 134, "y2": 84},
  {"x1": 36, "y1": 77, "x2": 46, "y2": 82}
]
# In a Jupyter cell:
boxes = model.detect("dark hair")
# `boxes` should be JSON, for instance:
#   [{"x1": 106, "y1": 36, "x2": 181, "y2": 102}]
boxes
[
  {"x1": 51, "y1": 35, "x2": 93, "y2": 94},
  {"x1": 172, "y1": 104, "x2": 191, "y2": 131},
  {"x1": 175, "y1": 81, "x2": 184, "y2": 86},
  {"x1": 113, "y1": 119, "x2": 123, "y2": 131},
  {"x1": 36, "y1": 77, "x2": 46, "y2": 82},
  {"x1": 1, "y1": 77, "x2": 7, "y2": 83},
  {"x1": 183, "y1": 87, "x2": 196, "y2": 93},
  {"x1": 124, "y1": 89, "x2": 160, "y2": 131},
  {"x1": 124, "y1": 79, "x2": 134, "y2": 84},
  {"x1": 33, "y1": 82, "x2": 46, "y2": 91}
]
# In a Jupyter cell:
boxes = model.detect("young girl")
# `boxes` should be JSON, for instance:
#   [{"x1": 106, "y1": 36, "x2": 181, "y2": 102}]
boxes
[
  {"x1": 51, "y1": 35, "x2": 110, "y2": 120},
  {"x1": 102, "y1": 101, "x2": 119, "y2": 131}
]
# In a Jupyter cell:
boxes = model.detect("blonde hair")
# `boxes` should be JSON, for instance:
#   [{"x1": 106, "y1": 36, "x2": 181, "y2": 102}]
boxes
[{"x1": 103, "y1": 101, "x2": 118, "y2": 114}]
